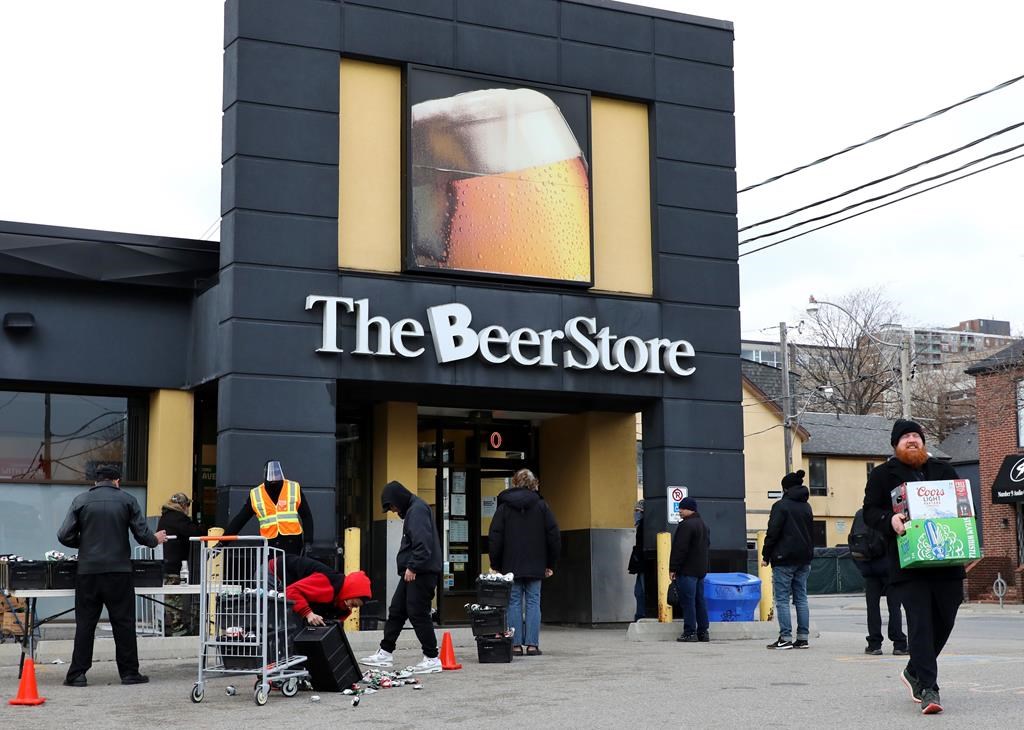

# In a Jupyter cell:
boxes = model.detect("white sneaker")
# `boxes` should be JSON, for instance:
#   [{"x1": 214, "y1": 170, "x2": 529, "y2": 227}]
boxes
[
  {"x1": 411, "y1": 656, "x2": 442, "y2": 674},
  {"x1": 360, "y1": 648, "x2": 394, "y2": 667}
]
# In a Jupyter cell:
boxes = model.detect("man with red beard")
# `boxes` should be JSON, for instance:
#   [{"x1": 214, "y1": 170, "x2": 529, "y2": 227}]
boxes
[{"x1": 863, "y1": 419, "x2": 962, "y2": 715}]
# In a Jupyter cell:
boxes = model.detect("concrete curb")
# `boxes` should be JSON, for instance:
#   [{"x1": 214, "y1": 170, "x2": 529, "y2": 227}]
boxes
[{"x1": 625, "y1": 618, "x2": 817, "y2": 642}]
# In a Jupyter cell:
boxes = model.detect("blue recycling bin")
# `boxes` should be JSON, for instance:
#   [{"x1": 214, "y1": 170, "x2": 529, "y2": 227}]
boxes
[{"x1": 703, "y1": 573, "x2": 761, "y2": 622}]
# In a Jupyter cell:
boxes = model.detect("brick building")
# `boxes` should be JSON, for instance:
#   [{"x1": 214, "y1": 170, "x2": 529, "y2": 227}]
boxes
[{"x1": 965, "y1": 341, "x2": 1024, "y2": 602}]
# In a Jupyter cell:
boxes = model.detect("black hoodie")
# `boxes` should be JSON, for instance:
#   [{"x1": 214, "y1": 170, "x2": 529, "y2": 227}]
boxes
[
  {"x1": 381, "y1": 481, "x2": 442, "y2": 575},
  {"x1": 762, "y1": 485, "x2": 814, "y2": 566},
  {"x1": 488, "y1": 487, "x2": 561, "y2": 580}
]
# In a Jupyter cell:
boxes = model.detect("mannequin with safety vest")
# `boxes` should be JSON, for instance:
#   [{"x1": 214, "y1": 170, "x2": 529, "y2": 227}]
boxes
[{"x1": 224, "y1": 460, "x2": 314, "y2": 555}]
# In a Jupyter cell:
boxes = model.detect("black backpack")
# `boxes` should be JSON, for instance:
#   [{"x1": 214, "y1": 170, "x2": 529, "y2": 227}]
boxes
[{"x1": 848, "y1": 508, "x2": 886, "y2": 561}]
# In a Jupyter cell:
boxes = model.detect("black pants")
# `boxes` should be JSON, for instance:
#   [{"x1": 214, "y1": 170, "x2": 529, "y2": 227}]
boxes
[
  {"x1": 68, "y1": 572, "x2": 139, "y2": 680},
  {"x1": 864, "y1": 575, "x2": 907, "y2": 649},
  {"x1": 890, "y1": 578, "x2": 962, "y2": 691},
  {"x1": 380, "y1": 573, "x2": 438, "y2": 658}
]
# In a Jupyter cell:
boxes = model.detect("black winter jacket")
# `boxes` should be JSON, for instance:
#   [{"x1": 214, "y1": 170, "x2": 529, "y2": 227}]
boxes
[
  {"x1": 762, "y1": 486, "x2": 814, "y2": 567},
  {"x1": 381, "y1": 481, "x2": 443, "y2": 575},
  {"x1": 669, "y1": 512, "x2": 710, "y2": 578},
  {"x1": 157, "y1": 506, "x2": 203, "y2": 574},
  {"x1": 57, "y1": 482, "x2": 158, "y2": 574},
  {"x1": 863, "y1": 455, "x2": 965, "y2": 584},
  {"x1": 488, "y1": 487, "x2": 561, "y2": 580}
]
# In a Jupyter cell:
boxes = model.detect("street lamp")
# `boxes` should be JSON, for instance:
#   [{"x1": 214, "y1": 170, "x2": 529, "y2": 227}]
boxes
[{"x1": 806, "y1": 296, "x2": 911, "y2": 419}]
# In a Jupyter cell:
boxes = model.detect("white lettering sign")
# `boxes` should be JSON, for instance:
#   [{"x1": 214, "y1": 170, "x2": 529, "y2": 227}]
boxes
[{"x1": 306, "y1": 295, "x2": 697, "y2": 377}]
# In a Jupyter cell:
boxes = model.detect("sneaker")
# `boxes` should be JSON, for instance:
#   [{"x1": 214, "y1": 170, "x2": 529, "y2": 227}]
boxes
[
  {"x1": 120, "y1": 673, "x2": 149, "y2": 685},
  {"x1": 697, "y1": 632, "x2": 710, "y2": 643},
  {"x1": 676, "y1": 633, "x2": 698, "y2": 643},
  {"x1": 865, "y1": 645, "x2": 883, "y2": 655},
  {"x1": 360, "y1": 648, "x2": 394, "y2": 668},
  {"x1": 920, "y1": 688, "x2": 943, "y2": 714},
  {"x1": 893, "y1": 646, "x2": 909, "y2": 656},
  {"x1": 411, "y1": 656, "x2": 442, "y2": 674},
  {"x1": 792, "y1": 639, "x2": 809, "y2": 649},
  {"x1": 766, "y1": 637, "x2": 793, "y2": 650},
  {"x1": 900, "y1": 668, "x2": 923, "y2": 703}
]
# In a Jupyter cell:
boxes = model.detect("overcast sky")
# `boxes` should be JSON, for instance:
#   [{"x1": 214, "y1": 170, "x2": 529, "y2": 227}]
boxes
[{"x1": 1, "y1": 1, "x2": 1021, "y2": 339}]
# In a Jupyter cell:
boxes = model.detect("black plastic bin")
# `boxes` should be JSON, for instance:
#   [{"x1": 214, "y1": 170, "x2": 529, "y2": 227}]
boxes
[
  {"x1": 476, "y1": 636, "x2": 513, "y2": 663},
  {"x1": 131, "y1": 560, "x2": 164, "y2": 587},
  {"x1": 470, "y1": 607, "x2": 508, "y2": 637},
  {"x1": 1, "y1": 561, "x2": 48, "y2": 590},
  {"x1": 47, "y1": 561, "x2": 78, "y2": 589},
  {"x1": 475, "y1": 578, "x2": 511, "y2": 608}
]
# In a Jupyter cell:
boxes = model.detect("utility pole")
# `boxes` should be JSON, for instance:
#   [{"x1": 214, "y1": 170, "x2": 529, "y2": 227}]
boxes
[
  {"x1": 899, "y1": 339, "x2": 911, "y2": 419},
  {"x1": 779, "y1": 321, "x2": 794, "y2": 474}
]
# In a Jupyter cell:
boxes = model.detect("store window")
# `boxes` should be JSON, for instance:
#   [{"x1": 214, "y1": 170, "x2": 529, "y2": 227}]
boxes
[{"x1": 808, "y1": 457, "x2": 827, "y2": 496}]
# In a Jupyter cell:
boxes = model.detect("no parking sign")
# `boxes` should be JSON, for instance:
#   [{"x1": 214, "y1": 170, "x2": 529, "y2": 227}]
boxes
[{"x1": 667, "y1": 486, "x2": 688, "y2": 524}]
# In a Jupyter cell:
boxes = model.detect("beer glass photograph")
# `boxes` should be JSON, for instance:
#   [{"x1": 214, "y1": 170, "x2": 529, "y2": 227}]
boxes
[{"x1": 411, "y1": 85, "x2": 592, "y2": 284}]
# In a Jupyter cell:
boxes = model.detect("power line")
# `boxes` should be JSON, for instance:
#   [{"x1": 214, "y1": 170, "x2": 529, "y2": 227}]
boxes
[
  {"x1": 738, "y1": 72, "x2": 1024, "y2": 193},
  {"x1": 739, "y1": 121, "x2": 1024, "y2": 235},
  {"x1": 738, "y1": 149, "x2": 1024, "y2": 258}
]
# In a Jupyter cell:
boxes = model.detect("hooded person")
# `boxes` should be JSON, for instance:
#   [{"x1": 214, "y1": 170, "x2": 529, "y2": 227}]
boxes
[
  {"x1": 223, "y1": 460, "x2": 314, "y2": 555},
  {"x1": 270, "y1": 554, "x2": 371, "y2": 626},
  {"x1": 668, "y1": 496, "x2": 710, "y2": 643},
  {"x1": 488, "y1": 468, "x2": 561, "y2": 656},
  {"x1": 863, "y1": 418, "x2": 961, "y2": 715},
  {"x1": 762, "y1": 469, "x2": 814, "y2": 650},
  {"x1": 360, "y1": 481, "x2": 443, "y2": 674},
  {"x1": 156, "y1": 492, "x2": 203, "y2": 635}
]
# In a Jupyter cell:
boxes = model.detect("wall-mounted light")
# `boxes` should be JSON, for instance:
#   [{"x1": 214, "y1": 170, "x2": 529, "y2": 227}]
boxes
[{"x1": 3, "y1": 312, "x2": 35, "y2": 331}]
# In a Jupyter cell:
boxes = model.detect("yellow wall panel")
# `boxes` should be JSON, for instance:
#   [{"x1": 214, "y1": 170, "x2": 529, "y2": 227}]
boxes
[
  {"x1": 146, "y1": 390, "x2": 194, "y2": 517},
  {"x1": 372, "y1": 401, "x2": 417, "y2": 520}
]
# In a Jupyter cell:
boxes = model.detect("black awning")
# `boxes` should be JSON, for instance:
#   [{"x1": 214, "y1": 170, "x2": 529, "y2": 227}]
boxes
[{"x1": 991, "y1": 454, "x2": 1024, "y2": 504}]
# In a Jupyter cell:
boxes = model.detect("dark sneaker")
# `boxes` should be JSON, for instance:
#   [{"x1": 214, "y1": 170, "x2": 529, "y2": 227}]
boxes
[
  {"x1": 865, "y1": 645, "x2": 883, "y2": 655},
  {"x1": 920, "y1": 688, "x2": 943, "y2": 714},
  {"x1": 677, "y1": 633, "x2": 698, "y2": 643},
  {"x1": 697, "y1": 632, "x2": 710, "y2": 643},
  {"x1": 900, "y1": 668, "x2": 923, "y2": 703},
  {"x1": 121, "y1": 673, "x2": 150, "y2": 685},
  {"x1": 63, "y1": 675, "x2": 87, "y2": 687},
  {"x1": 893, "y1": 647, "x2": 909, "y2": 656},
  {"x1": 792, "y1": 639, "x2": 809, "y2": 649},
  {"x1": 766, "y1": 637, "x2": 793, "y2": 650}
]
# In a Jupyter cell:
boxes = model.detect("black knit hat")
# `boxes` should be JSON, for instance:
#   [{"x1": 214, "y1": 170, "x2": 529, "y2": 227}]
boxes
[
  {"x1": 780, "y1": 469, "x2": 805, "y2": 488},
  {"x1": 890, "y1": 419, "x2": 925, "y2": 447}
]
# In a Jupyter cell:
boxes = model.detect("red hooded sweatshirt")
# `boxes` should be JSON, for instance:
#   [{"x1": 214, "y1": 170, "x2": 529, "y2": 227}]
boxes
[{"x1": 271, "y1": 555, "x2": 372, "y2": 620}]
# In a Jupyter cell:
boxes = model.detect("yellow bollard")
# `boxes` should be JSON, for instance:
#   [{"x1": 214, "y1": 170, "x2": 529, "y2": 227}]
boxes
[
  {"x1": 343, "y1": 527, "x2": 361, "y2": 632},
  {"x1": 756, "y1": 530, "x2": 774, "y2": 622},
  {"x1": 657, "y1": 531, "x2": 672, "y2": 623}
]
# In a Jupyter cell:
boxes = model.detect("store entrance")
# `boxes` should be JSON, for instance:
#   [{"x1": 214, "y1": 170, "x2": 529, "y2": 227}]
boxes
[{"x1": 416, "y1": 414, "x2": 536, "y2": 625}]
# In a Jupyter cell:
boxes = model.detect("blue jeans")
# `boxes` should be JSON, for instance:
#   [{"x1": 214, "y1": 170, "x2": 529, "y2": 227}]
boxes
[
  {"x1": 633, "y1": 573, "x2": 646, "y2": 621},
  {"x1": 676, "y1": 576, "x2": 709, "y2": 635},
  {"x1": 772, "y1": 563, "x2": 810, "y2": 640},
  {"x1": 507, "y1": 578, "x2": 542, "y2": 647}
]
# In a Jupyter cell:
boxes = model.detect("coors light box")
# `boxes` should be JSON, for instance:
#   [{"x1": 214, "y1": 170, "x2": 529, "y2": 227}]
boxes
[
  {"x1": 891, "y1": 479, "x2": 981, "y2": 569},
  {"x1": 891, "y1": 479, "x2": 975, "y2": 520}
]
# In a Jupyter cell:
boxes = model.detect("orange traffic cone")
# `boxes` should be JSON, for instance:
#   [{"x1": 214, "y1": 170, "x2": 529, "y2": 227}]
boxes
[
  {"x1": 439, "y1": 631, "x2": 462, "y2": 670},
  {"x1": 9, "y1": 657, "x2": 46, "y2": 706}
]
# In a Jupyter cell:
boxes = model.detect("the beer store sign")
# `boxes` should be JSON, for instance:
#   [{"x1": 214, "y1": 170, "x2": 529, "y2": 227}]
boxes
[{"x1": 306, "y1": 295, "x2": 695, "y2": 377}]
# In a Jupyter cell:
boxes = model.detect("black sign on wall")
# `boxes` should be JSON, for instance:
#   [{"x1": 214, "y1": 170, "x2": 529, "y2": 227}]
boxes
[{"x1": 991, "y1": 454, "x2": 1024, "y2": 503}]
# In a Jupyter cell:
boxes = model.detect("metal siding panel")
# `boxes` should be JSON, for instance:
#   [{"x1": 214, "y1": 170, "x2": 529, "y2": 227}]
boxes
[
  {"x1": 231, "y1": 39, "x2": 340, "y2": 113},
  {"x1": 662, "y1": 303, "x2": 740, "y2": 356},
  {"x1": 221, "y1": 211, "x2": 340, "y2": 270},
  {"x1": 454, "y1": 25, "x2": 559, "y2": 83},
  {"x1": 653, "y1": 18, "x2": 733, "y2": 66},
  {"x1": 223, "y1": 157, "x2": 339, "y2": 218},
  {"x1": 657, "y1": 256, "x2": 739, "y2": 307},
  {"x1": 655, "y1": 103, "x2": 736, "y2": 167},
  {"x1": 655, "y1": 159, "x2": 737, "y2": 214},
  {"x1": 219, "y1": 374, "x2": 336, "y2": 433},
  {"x1": 455, "y1": 0, "x2": 558, "y2": 36},
  {"x1": 657, "y1": 207, "x2": 737, "y2": 259},
  {"x1": 654, "y1": 56, "x2": 734, "y2": 112},
  {"x1": 217, "y1": 430, "x2": 337, "y2": 487},
  {"x1": 224, "y1": 103, "x2": 339, "y2": 165},
  {"x1": 560, "y1": 41, "x2": 654, "y2": 99},
  {"x1": 561, "y1": 3, "x2": 653, "y2": 52},
  {"x1": 223, "y1": 264, "x2": 339, "y2": 324},
  {"x1": 342, "y1": 5, "x2": 455, "y2": 66},
  {"x1": 227, "y1": 0, "x2": 342, "y2": 50}
]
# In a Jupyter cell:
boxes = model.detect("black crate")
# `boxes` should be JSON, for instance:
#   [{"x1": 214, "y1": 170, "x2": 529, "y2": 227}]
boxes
[
  {"x1": 292, "y1": 623, "x2": 363, "y2": 692},
  {"x1": 1, "y1": 561, "x2": 48, "y2": 590},
  {"x1": 47, "y1": 561, "x2": 78, "y2": 589},
  {"x1": 470, "y1": 607, "x2": 507, "y2": 637},
  {"x1": 475, "y1": 579, "x2": 511, "y2": 608},
  {"x1": 476, "y1": 636, "x2": 513, "y2": 663},
  {"x1": 218, "y1": 626, "x2": 286, "y2": 671},
  {"x1": 131, "y1": 560, "x2": 164, "y2": 588}
]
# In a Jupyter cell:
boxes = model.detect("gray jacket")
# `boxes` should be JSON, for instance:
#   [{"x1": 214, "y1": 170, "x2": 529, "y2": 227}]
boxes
[{"x1": 57, "y1": 482, "x2": 158, "y2": 574}]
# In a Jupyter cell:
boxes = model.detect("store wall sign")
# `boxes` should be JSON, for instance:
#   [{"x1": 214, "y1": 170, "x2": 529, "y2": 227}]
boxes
[{"x1": 306, "y1": 295, "x2": 695, "y2": 376}]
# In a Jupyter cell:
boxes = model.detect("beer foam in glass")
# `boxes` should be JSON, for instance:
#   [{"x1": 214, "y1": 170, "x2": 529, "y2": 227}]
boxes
[{"x1": 411, "y1": 88, "x2": 590, "y2": 282}]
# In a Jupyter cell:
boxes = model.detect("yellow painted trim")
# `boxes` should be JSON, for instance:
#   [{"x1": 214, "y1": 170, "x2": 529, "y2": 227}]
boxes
[
  {"x1": 146, "y1": 390, "x2": 194, "y2": 517},
  {"x1": 372, "y1": 401, "x2": 418, "y2": 520},
  {"x1": 339, "y1": 59, "x2": 402, "y2": 272},
  {"x1": 591, "y1": 96, "x2": 652, "y2": 296}
]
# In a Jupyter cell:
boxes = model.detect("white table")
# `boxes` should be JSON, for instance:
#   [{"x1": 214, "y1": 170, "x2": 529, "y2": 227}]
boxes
[{"x1": 3, "y1": 584, "x2": 203, "y2": 677}]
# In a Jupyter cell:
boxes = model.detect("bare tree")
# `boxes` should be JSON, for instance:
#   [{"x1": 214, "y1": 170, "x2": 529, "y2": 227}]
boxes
[{"x1": 793, "y1": 287, "x2": 903, "y2": 416}]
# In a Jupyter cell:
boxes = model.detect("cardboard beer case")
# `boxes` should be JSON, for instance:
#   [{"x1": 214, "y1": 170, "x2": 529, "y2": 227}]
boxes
[{"x1": 891, "y1": 479, "x2": 981, "y2": 568}]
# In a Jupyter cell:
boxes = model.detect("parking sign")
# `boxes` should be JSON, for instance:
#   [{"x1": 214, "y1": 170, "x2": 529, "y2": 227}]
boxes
[{"x1": 667, "y1": 486, "x2": 688, "y2": 524}]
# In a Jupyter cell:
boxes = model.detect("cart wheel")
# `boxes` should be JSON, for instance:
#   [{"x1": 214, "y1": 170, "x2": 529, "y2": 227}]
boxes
[
  {"x1": 254, "y1": 684, "x2": 269, "y2": 706},
  {"x1": 280, "y1": 677, "x2": 299, "y2": 697},
  {"x1": 190, "y1": 683, "x2": 204, "y2": 704}
]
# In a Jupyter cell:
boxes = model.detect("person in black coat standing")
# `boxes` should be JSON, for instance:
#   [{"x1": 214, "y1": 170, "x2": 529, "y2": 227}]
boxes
[
  {"x1": 863, "y1": 419, "x2": 962, "y2": 715},
  {"x1": 669, "y1": 497, "x2": 710, "y2": 642},
  {"x1": 849, "y1": 508, "x2": 907, "y2": 656},
  {"x1": 762, "y1": 469, "x2": 814, "y2": 650},
  {"x1": 489, "y1": 469, "x2": 560, "y2": 656},
  {"x1": 361, "y1": 480, "x2": 444, "y2": 674},
  {"x1": 156, "y1": 492, "x2": 202, "y2": 635}
]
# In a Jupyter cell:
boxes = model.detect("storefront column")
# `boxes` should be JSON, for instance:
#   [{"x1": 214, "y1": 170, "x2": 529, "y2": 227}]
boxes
[{"x1": 146, "y1": 389, "x2": 194, "y2": 517}]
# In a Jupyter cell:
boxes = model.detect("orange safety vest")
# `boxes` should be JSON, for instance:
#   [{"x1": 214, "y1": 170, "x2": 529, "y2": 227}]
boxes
[{"x1": 249, "y1": 480, "x2": 303, "y2": 539}]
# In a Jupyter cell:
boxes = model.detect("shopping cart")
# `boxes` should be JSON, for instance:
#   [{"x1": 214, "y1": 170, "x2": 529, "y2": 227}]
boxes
[{"x1": 189, "y1": 536, "x2": 308, "y2": 706}]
